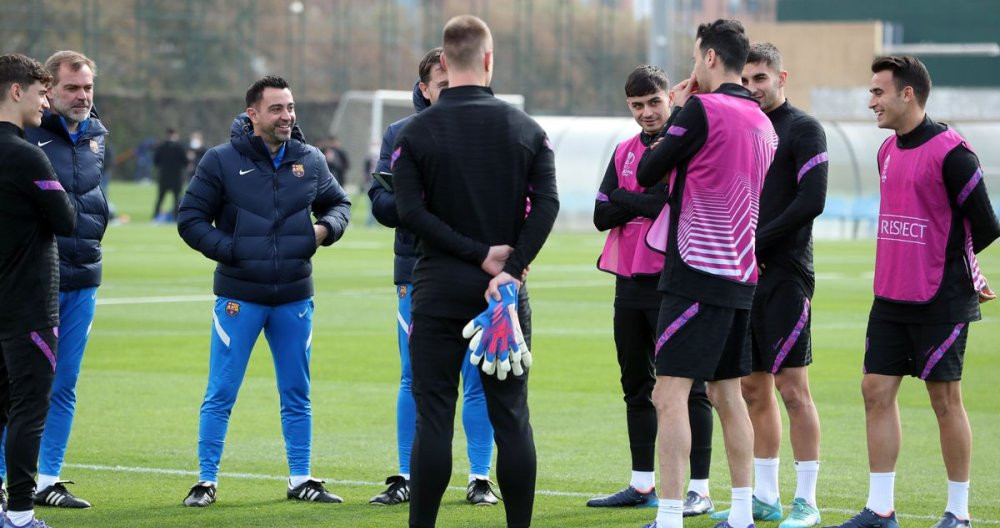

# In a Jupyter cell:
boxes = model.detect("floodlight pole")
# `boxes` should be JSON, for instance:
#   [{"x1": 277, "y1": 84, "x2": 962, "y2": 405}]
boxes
[{"x1": 649, "y1": 0, "x2": 675, "y2": 83}]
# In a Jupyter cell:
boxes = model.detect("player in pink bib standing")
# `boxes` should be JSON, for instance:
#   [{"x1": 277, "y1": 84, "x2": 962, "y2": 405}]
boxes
[
  {"x1": 590, "y1": 65, "x2": 715, "y2": 515},
  {"x1": 635, "y1": 19, "x2": 778, "y2": 528},
  {"x1": 828, "y1": 56, "x2": 999, "y2": 528}
]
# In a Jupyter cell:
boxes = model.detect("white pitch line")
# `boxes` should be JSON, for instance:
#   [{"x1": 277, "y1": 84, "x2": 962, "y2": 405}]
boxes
[
  {"x1": 63, "y1": 463, "x2": 587, "y2": 497},
  {"x1": 97, "y1": 294, "x2": 215, "y2": 306},
  {"x1": 63, "y1": 463, "x2": 1000, "y2": 524}
]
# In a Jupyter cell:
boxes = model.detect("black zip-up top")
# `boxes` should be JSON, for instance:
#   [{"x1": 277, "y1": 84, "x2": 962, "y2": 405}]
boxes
[
  {"x1": 0, "y1": 122, "x2": 76, "y2": 339},
  {"x1": 393, "y1": 85, "x2": 559, "y2": 318},
  {"x1": 755, "y1": 101, "x2": 828, "y2": 296}
]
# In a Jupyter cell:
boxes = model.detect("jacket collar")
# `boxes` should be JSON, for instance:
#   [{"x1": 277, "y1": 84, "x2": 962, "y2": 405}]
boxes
[
  {"x1": 437, "y1": 85, "x2": 495, "y2": 102},
  {"x1": 229, "y1": 113, "x2": 308, "y2": 165},
  {"x1": 0, "y1": 121, "x2": 25, "y2": 138},
  {"x1": 39, "y1": 107, "x2": 108, "y2": 142}
]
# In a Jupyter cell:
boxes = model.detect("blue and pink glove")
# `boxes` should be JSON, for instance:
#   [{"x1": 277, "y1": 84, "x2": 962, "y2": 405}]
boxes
[{"x1": 463, "y1": 282, "x2": 531, "y2": 380}]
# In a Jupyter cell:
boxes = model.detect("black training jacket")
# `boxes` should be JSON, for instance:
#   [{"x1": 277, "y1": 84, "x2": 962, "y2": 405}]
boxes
[{"x1": 0, "y1": 122, "x2": 76, "y2": 339}]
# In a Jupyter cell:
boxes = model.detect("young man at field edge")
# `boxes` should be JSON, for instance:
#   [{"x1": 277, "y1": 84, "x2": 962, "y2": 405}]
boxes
[
  {"x1": 0, "y1": 52, "x2": 76, "y2": 528},
  {"x1": 635, "y1": 19, "x2": 777, "y2": 528},
  {"x1": 827, "y1": 56, "x2": 998, "y2": 528},
  {"x1": 591, "y1": 64, "x2": 714, "y2": 516},
  {"x1": 708, "y1": 42, "x2": 828, "y2": 528}
]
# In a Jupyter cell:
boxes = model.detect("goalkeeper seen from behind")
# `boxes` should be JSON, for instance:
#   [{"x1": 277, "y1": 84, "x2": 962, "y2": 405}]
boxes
[{"x1": 393, "y1": 15, "x2": 558, "y2": 528}]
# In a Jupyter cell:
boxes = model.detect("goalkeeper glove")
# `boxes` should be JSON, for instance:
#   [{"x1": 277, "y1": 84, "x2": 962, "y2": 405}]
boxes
[{"x1": 463, "y1": 282, "x2": 530, "y2": 380}]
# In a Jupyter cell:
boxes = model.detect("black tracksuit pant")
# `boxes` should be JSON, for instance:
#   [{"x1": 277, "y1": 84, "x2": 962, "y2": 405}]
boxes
[
  {"x1": 153, "y1": 173, "x2": 182, "y2": 218},
  {"x1": 409, "y1": 298, "x2": 534, "y2": 528},
  {"x1": 0, "y1": 328, "x2": 57, "y2": 512},
  {"x1": 615, "y1": 305, "x2": 712, "y2": 479}
]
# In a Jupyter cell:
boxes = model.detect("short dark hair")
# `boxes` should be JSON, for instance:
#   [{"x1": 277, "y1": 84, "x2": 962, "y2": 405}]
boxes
[
  {"x1": 696, "y1": 19, "x2": 750, "y2": 74},
  {"x1": 871, "y1": 55, "x2": 932, "y2": 108},
  {"x1": 245, "y1": 75, "x2": 290, "y2": 108},
  {"x1": 0, "y1": 53, "x2": 52, "y2": 102},
  {"x1": 442, "y1": 15, "x2": 492, "y2": 71},
  {"x1": 418, "y1": 47, "x2": 444, "y2": 84},
  {"x1": 746, "y1": 42, "x2": 782, "y2": 71},
  {"x1": 45, "y1": 50, "x2": 96, "y2": 84},
  {"x1": 625, "y1": 65, "x2": 669, "y2": 98}
]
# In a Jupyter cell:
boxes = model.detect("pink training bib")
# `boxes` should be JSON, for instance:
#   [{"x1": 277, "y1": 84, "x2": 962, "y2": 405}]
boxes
[
  {"x1": 673, "y1": 93, "x2": 776, "y2": 284},
  {"x1": 875, "y1": 128, "x2": 984, "y2": 302},
  {"x1": 598, "y1": 134, "x2": 665, "y2": 277}
]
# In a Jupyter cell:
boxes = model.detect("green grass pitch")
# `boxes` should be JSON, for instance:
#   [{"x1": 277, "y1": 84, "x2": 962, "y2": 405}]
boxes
[{"x1": 33, "y1": 182, "x2": 1000, "y2": 527}]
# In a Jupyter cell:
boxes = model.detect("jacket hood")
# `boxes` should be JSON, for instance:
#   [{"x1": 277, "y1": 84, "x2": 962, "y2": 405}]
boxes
[
  {"x1": 412, "y1": 80, "x2": 430, "y2": 113},
  {"x1": 230, "y1": 112, "x2": 307, "y2": 160}
]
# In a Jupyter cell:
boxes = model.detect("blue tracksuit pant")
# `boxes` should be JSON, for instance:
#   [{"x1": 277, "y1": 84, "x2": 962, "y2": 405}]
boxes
[
  {"x1": 396, "y1": 284, "x2": 493, "y2": 476},
  {"x1": 198, "y1": 296, "x2": 314, "y2": 482}
]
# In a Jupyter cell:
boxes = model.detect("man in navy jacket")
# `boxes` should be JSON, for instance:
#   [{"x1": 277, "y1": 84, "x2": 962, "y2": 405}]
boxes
[
  {"x1": 6, "y1": 51, "x2": 108, "y2": 510},
  {"x1": 177, "y1": 75, "x2": 351, "y2": 507}
]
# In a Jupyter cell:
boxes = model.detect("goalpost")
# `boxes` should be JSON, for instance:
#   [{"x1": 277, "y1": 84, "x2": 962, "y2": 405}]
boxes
[{"x1": 327, "y1": 89, "x2": 525, "y2": 192}]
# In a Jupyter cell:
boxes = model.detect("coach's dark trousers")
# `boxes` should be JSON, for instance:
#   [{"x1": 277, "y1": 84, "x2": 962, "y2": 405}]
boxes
[
  {"x1": 409, "y1": 300, "x2": 535, "y2": 528},
  {"x1": 0, "y1": 328, "x2": 57, "y2": 512}
]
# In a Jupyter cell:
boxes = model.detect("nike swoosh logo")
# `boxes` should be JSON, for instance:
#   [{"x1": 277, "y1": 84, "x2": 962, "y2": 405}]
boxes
[
  {"x1": 37, "y1": 140, "x2": 53, "y2": 147},
  {"x1": 298, "y1": 310, "x2": 308, "y2": 318},
  {"x1": 239, "y1": 168, "x2": 255, "y2": 175}
]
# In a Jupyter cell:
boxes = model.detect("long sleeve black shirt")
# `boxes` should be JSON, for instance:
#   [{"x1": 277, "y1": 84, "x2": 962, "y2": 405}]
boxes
[
  {"x1": 594, "y1": 131, "x2": 666, "y2": 309},
  {"x1": 393, "y1": 85, "x2": 559, "y2": 318},
  {"x1": 635, "y1": 83, "x2": 762, "y2": 310},
  {"x1": 756, "y1": 101, "x2": 828, "y2": 297},
  {"x1": 871, "y1": 116, "x2": 1000, "y2": 324},
  {"x1": 0, "y1": 122, "x2": 76, "y2": 339}
]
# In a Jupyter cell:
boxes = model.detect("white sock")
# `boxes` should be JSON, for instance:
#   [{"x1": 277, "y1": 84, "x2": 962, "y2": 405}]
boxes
[
  {"x1": 865, "y1": 472, "x2": 895, "y2": 515},
  {"x1": 655, "y1": 498, "x2": 684, "y2": 528},
  {"x1": 289, "y1": 475, "x2": 311, "y2": 488},
  {"x1": 946, "y1": 480, "x2": 970, "y2": 520},
  {"x1": 631, "y1": 470, "x2": 656, "y2": 493},
  {"x1": 688, "y1": 478, "x2": 710, "y2": 497},
  {"x1": 729, "y1": 487, "x2": 755, "y2": 528},
  {"x1": 794, "y1": 460, "x2": 819, "y2": 507},
  {"x1": 7, "y1": 510, "x2": 34, "y2": 526},
  {"x1": 754, "y1": 457, "x2": 780, "y2": 505},
  {"x1": 400, "y1": 473, "x2": 410, "y2": 480},
  {"x1": 469, "y1": 473, "x2": 489, "y2": 483},
  {"x1": 36, "y1": 474, "x2": 59, "y2": 491}
]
